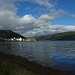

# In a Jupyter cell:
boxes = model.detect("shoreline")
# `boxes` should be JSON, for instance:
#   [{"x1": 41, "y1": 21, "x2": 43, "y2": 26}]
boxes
[{"x1": 0, "y1": 51, "x2": 74, "y2": 75}]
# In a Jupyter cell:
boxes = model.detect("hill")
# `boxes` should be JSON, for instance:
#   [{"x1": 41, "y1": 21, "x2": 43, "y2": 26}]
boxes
[
  {"x1": 37, "y1": 32, "x2": 75, "y2": 40},
  {"x1": 0, "y1": 30, "x2": 25, "y2": 40}
]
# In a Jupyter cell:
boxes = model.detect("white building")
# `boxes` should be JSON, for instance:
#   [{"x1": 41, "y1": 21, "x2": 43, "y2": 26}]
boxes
[{"x1": 4, "y1": 37, "x2": 36, "y2": 42}]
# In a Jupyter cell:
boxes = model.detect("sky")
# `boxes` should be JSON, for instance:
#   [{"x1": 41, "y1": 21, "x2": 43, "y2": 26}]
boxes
[{"x1": 0, "y1": 0, "x2": 75, "y2": 37}]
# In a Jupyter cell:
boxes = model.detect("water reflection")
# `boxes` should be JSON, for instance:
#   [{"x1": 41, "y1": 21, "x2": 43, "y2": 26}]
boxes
[{"x1": 0, "y1": 41, "x2": 75, "y2": 74}]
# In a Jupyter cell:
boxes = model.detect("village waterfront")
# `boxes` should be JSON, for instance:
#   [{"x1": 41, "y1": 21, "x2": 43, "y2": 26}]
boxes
[
  {"x1": 0, "y1": 41, "x2": 75, "y2": 75},
  {"x1": 2, "y1": 37, "x2": 36, "y2": 42}
]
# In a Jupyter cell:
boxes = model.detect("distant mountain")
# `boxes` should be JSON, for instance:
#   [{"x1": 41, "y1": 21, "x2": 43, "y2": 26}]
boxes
[
  {"x1": 0, "y1": 30, "x2": 26, "y2": 40},
  {"x1": 37, "y1": 32, "x2": 75, "y2": 40}
]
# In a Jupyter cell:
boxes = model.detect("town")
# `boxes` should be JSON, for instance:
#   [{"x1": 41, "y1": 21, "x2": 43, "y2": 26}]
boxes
[{"x1": 4, "y1": 37, "x2": 36, "y2": 42}]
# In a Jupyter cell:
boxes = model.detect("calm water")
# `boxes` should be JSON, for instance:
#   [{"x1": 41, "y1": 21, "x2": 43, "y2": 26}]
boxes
[{"x1": 0, "y1": 41, "x2": 75, "y2": 74}]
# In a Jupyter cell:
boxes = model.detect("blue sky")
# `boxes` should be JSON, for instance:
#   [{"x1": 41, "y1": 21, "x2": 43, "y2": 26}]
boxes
[
  {"x1": 0, "y1": 0, "x2": 75, "y2": 37},
  {"x1": 14, "y1": 0, "x2": 75, "y2": 25}
]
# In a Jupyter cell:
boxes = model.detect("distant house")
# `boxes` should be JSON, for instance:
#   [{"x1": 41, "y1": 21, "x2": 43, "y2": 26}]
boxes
[
  {"x1": 4, "y1": 37, "x2": 36, "y2": 42},
  {"x1": 16, "y1": 38, "x2": 22, "y2": 41},
  {"x1": 10, "y1": 37, "x2": 23, "y2": 41}
]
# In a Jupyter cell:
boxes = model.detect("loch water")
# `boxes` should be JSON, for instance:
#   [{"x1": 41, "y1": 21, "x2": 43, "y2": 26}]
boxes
[{"x1": 0, "y1": 41, "x2": 75, "y2": 74}]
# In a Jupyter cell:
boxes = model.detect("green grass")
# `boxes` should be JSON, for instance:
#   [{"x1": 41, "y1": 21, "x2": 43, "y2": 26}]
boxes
[
  {"x1": 0, "y1": 30, "x2": 25, "y2": 40},
  {"x1": 0, "y1": 60, "x2": 39, "y2": 75},
  {"x1": 37, "y1": 31, "x2": 75, "y2": 41},
  {"x1": 0, "y1": 51, "x2": 73, "y2": 75}
]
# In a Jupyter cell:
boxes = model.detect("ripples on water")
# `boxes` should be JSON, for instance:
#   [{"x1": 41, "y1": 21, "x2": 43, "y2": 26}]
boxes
[{"x1": 0, "y1": 41, "x2": 75, "y2": 74}]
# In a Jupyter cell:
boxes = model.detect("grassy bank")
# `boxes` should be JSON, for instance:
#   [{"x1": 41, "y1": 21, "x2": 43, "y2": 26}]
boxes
[
  {"x1": 0, "y1": 60, "x2": 38, "y2": 75},
  {"x1": 0, "y1": 51, "x2": 73, "y2": 75}
]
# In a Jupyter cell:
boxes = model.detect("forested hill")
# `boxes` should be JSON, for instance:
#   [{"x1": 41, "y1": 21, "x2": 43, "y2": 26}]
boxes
[
  {"x1": 0, "y1": 30, "x2": 25, "y2": 39},
  {"x1": 37, "y1": 32, "x2": 75, "y2": 40}
]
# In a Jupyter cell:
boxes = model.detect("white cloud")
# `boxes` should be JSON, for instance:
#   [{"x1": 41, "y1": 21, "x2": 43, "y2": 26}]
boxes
[
  {"x1": 32, "y1": 0, "x2": 53, "y2": 8},
  {"x1": 70, "y1": 14, "x2": 75, "y2": 17},
  {"x1": 39, "y1": 14, "x2": 54, "y2": 22},
  {"x1": 50, "y1": 9, "x2": 65, "y2": 17},
  {"x1": 0, "y1": 10, "x2": 19, "y2": 30},
  {"x1": 22, "y1": 25, "x2": 75, "y2": 37},
  {"x1": 0, "y1": 9, "x2": 75, "y2": 37},
  {"x1": 19, "y1": 15, "x2": 36, "y2": 24},
  {"x1": 0, "y1": 0, "x2": 17, "y2": 13}
]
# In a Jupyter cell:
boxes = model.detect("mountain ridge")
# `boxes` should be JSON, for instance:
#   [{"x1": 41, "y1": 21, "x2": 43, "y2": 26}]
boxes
[
  {"x1": 0, "y1": 30, "x2": 26, "y2": 40},
  {"x1": 36, "y1": 31, "x2": 75, "y2": 40}
]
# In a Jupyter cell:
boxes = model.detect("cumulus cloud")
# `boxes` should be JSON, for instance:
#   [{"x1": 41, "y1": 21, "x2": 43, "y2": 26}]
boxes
[
  {"x1": 0, "y1": 0, "x2": 17, "y2": 13},
  {"x1": 0, "y1": 10, "x2": 19, "y2": 30},
  {"x1": 39, "y1": 14, "x2": 54, "y2": 22},
  {"x1": 16, "y1": 13, "x2": 75, "y2": 37},
  {"x1": 0, "y1": 9, "x2": 75, "y2": 37},
  {"x1": 23, "y1": 25, "x2": 75, "y2": 37}
]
